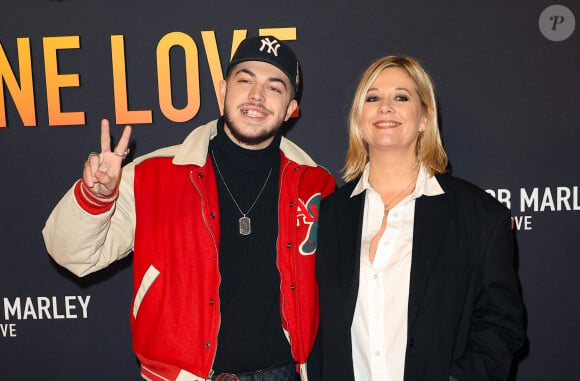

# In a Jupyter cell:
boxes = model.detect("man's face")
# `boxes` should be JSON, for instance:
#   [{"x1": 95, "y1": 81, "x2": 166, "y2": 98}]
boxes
[{"x1": 220, "y1": 60, "x2": 297, "y2": 150}]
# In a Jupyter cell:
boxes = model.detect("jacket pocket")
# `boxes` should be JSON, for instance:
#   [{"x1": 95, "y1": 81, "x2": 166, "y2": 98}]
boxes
[{"x1": 133, "y1": 264, "x2": 160, "y2": 319}]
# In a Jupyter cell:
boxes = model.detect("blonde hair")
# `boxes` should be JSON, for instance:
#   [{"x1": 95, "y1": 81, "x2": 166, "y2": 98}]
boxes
[{"x1": 342, "y1": 55, "x2": 448, "y2": 182}]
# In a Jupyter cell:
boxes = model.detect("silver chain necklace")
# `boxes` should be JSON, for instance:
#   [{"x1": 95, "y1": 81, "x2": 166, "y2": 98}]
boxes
[{"x1": 211, "y1": 150, "x2": 272, "y2": 236}]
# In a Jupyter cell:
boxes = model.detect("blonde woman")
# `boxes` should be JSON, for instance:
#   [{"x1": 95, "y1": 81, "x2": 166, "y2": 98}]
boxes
[{"x1": 311, "y1": 56, "x2": 524, "y2": 381}]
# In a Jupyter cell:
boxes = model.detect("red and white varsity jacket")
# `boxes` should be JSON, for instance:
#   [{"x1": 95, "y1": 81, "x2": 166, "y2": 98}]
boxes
[{"x1": 43, "y1": 119, "x2": 335, "y2": 381}]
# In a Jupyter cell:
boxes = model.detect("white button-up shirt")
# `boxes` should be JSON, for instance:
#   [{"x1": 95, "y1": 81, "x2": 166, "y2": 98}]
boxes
[{"x1": 350, "y1": 164, "x2": 444, "y2": 381}]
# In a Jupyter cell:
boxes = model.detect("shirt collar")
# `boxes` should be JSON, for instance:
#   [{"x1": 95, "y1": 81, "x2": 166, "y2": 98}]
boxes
[{"x1": 350, "y1": 162, "x2": 444, "y2": 198}]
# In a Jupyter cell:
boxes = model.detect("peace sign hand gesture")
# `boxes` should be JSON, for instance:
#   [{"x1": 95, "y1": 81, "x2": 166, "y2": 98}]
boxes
[{"x1": 83, "y1": 119, "x2": 132, "y2": 198}]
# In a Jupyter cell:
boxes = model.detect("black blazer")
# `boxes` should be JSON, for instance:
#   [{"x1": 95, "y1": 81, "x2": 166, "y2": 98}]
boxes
[{"x1": 310, "y1": 174, "x2": 525, "y2": 381}]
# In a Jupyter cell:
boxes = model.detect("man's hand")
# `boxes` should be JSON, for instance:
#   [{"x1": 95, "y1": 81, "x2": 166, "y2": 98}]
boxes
[{"x1": 83, "y1": 119, "x2": 132, "y2": 198}]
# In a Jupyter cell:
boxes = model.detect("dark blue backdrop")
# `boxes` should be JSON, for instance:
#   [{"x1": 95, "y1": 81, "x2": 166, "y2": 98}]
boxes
[{"x1": 1, "y1": 1, "x2": 578, "y2": 379}]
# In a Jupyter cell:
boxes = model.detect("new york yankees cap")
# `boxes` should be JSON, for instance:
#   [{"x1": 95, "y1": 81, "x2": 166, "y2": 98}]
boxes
[{"x1": 227, "y1": 35, "x2": 300, "y2": 94}]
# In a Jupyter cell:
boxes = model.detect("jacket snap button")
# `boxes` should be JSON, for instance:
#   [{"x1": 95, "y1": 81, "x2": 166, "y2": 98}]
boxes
[
  {"x1": 198, "y1": 172, "x2": 204, "y2": 178},
  {"x1": 205, "y1": 342, "x2": 210, "y2": 348},
  {"x1": 209, "y1": 299, "x2": 214, "y2": 305},
  {"x1": 287, "y1": 243, "x2": 292, "y2": 248},
  {"x1": 210, "y1": 212, "x2": 216, "y2": 218},
  {"x1": 290, "y1": 284, "x2": 295, "y2": 290}
]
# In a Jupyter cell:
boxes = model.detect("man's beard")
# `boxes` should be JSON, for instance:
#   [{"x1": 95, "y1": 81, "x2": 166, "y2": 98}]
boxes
[{"x1": 223, "y1": 111, "x2": 281, "y2": 147}]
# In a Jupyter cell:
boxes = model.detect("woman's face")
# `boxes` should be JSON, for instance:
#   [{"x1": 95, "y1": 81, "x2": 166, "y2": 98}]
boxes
[{"x1": 360, "y1": 67, "x2": 426, "y2": 156}]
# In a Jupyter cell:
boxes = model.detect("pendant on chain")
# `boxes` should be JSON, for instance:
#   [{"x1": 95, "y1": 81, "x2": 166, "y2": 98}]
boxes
[
  {"x1": 239, "y1": 216, "x2": 251, "y2": 235},
  {"x1": 211, "y1": 150, "x2": 270, "y2": 237}
]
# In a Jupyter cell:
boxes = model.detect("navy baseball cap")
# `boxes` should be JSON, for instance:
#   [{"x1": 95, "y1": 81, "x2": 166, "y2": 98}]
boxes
[{"x1": 227, "y1": 35, "x2": 300, "y2": 94}]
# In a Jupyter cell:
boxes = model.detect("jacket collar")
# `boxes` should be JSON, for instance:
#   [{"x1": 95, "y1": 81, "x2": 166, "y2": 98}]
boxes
[{"x1": 172, "y1": 119, "x2": 318, "y2": 168}]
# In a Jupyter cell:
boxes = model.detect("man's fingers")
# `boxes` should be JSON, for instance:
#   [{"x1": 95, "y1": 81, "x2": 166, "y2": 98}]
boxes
[
  {"x1": 86, "y1": 151, "x2": 100, "y2": 171},
  {"x1": 100, "y1": 119, "x2": 112, "y2": 153},
  {"x1": 83, "y1": 164, "x2": 94, "y2": 188},
  {"x1": 83, "y1": 162, "x2": 116, "y2": 197},
  {"x1": 113, "y1": 125, "x2": 132, "y2": 157},
  {"x1": 94, "y1": 171, "x2": 113, "y2": 189},
  {"x1": 83, "y1": 152, "x2": 104, "y2": 186},
  {"x1": 83, "y1": 158, "x2": 98, "y2": 188},
  {"x1": 82, "y1": 118, "x2": 127, "y2": 197}
]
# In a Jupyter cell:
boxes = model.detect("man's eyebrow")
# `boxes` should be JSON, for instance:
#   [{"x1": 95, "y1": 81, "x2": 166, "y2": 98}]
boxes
[
  {"x1": 234, "y1": 68, "x2": 288, "y2": 89},
  {"x1": 268, "y1": 77, "x2": 288, "y2": 89},
  {"x1": 234, "y1": 68, "x2": 256, "y2": 78}
]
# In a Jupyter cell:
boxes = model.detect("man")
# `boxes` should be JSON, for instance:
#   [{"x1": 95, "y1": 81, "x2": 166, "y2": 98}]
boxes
[{"x1": 43, "y1": 36, "x2": 335, "y2": 381}]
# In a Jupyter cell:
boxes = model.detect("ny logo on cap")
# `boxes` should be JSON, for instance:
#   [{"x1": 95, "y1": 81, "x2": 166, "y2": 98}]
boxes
[{"x1": 259, "y1": 37, "x2": 281, "y2": 56}]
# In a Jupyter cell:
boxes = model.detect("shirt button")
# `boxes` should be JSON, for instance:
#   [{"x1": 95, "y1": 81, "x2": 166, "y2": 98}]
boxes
[
  {"x1": 373, "y1": 274, "x2": 378, "y2": 280},
  {"x1": 393, "y1": 212, "x2": 399, "y2": 218},
  {"x1": 375, "y1": 351, "x2": 380, "y2": 356}
]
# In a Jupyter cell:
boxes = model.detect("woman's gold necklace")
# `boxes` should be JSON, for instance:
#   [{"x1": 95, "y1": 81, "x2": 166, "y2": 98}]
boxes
[{"x1": 382, "y1": 171, "x2": 419, "y2": 214}]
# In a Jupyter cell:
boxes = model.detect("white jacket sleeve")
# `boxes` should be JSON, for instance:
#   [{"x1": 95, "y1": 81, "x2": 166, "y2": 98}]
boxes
[{"x1": 42, "y1": 163, "x2": 137, "y2": 277}]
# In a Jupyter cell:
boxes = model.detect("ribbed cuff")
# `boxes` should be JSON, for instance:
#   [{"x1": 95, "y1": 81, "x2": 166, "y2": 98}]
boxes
[{"x1": 74, "y1": 179, "x2": 117, "y2": 215}]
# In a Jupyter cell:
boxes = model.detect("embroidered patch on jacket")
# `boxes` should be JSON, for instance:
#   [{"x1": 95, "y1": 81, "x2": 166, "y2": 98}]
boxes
[{"x1": 296, "y1": 193, "x2": 321, "y2": 255}]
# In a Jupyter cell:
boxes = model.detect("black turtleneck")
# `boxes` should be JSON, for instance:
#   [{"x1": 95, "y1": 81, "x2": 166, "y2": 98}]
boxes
[{"x1": 209, "y1": 119, "x2": 293, "y2": 373}]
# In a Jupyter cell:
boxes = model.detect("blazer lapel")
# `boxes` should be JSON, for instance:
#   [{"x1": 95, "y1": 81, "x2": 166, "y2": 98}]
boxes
[
  {"x1": 408, "y1": 191, "x2": 452, "y2": 329},
  {"x1": 339, "y1": 191, "x2": 365, "y2": 324}
]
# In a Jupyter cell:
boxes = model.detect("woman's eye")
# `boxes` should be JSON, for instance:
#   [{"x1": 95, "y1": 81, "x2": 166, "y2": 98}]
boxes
[
  {"x1": 395, "y1": 95, "x2": 409, "y2": 101},
  {"x1": 365, "y1": 96, "x2": 379, "y2": 102}
]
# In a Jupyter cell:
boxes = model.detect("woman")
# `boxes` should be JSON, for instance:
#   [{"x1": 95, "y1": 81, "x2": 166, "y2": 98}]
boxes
[{"x1": 311, "y1": 56, "x2": 525, "y2": 381}]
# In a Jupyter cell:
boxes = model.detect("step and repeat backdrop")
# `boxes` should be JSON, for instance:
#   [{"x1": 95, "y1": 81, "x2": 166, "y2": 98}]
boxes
[{"x1": 1, "y1": 1, "x2": 578, "y2": 379}]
